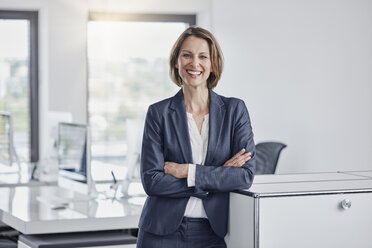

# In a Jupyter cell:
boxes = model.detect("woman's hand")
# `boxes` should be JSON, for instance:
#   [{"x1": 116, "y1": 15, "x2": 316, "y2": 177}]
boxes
[
  {"x1": 164, "y1": 162, "x2": 189, "y2": 178},
  {"x1": 164, "y1": 148, "x2": 251, "y2": 178},
  {"x1": 223, "y1": 148, "x2": 251, "y2": 167}
]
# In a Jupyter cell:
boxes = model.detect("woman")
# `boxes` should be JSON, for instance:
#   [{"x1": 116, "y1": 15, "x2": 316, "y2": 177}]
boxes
[{"x1": 137, "y1": 26, "x2": 255, "y2": 248}]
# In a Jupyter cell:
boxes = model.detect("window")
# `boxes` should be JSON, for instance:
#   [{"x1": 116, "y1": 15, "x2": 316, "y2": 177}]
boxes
[
  {"x1": 0, "y1": 10, "x2": 39, "y2": 163},
  {"x1": 87, "y1": 13, "x2": 195, "y2": 179}
]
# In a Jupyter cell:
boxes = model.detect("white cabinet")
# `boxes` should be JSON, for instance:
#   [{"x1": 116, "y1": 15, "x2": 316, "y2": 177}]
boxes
[
  {"x1": 225, "y1": 172, "x2": 372, "y2": 248},
  {"x1": 259, "y1": 193, "x2": 372, "y2": 247}
]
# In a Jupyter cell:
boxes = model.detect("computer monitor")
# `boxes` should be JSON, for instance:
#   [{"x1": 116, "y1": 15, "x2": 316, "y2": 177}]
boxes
[
  {"x1": 47, "y1": 111, "x2": 72, "y2": 156},
  {"x1": 57, "y1": 122, "x2": 95, "y2": 196},
  {"x1": 0, "y1": 111, "x2": 20, "y2": 169}
]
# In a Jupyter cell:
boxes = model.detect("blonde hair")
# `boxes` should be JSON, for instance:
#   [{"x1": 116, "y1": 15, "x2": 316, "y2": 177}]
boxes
[{"x1": 169, "y1": 26, "x2": 224, "y2": 89}]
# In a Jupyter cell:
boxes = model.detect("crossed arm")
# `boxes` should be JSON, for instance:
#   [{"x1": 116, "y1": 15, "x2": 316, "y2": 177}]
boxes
[
  {"x1": 164, "y1": 148, "x2": 252, "y2": 178},
  {"x1": 141, "y1": 101, "x2": 255, "y2": 198}
]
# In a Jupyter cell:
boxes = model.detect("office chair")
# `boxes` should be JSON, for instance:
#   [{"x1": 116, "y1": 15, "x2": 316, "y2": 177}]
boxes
[
  {"x1": 0, "y1": 227, "x2": 17, "y2": 248},
  {"x1": 0, "y1": 238, "x2": 17, "y2": 248},
  {"x1": 255, "y1": 142, "x2": 286, "y2": 174}
]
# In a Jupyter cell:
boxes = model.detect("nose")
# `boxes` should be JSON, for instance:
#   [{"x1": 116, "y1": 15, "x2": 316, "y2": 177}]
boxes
[{"x1": 190, "y1": 57, "x2": 200, "y2": 68}]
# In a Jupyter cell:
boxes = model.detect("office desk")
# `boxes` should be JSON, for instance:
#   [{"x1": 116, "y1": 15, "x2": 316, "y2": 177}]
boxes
[
  {"x1": 0, "y1": 175, "x2": 55, "y2": 187},
  {"x1": 0, "y1": 186, "x2": 144, "y2": 235},
  {"x1": 225, "y1": 172, "x2": 372, "y2": 248},
  {"x1": 0, "y1": 163, "x2": 56, "y2": 187}
]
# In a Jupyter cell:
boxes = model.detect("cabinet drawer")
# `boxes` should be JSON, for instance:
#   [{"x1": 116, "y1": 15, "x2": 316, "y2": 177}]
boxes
[{"x1": 259, "y1": 193, "x2": 372, "y2": 248}]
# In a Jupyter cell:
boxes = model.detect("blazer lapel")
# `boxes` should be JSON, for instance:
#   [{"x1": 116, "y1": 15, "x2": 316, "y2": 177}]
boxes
[
  {"x1": 169, "y1": 89, "x2": 193, "y2": 163},
  {"x1": 205, "y1": 89, "x2": 226, "y2": 165}
]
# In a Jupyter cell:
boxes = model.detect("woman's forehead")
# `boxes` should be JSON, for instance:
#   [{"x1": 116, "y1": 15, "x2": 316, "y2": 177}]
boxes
[{"x1": 180, "y1": 36, "x2": 210, "y2": 53}]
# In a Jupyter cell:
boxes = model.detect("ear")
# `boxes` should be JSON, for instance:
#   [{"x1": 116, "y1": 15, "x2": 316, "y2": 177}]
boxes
[{"x1": 175, "y1": 62, "x2": 178, "y2": 69}]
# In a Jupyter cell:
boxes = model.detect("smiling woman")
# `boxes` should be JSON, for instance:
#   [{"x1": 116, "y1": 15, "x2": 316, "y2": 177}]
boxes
[
  {"x1": 176, "y1": 36, "x2": 213, "y2": 89},
  {"x1": 170, "y1": 27, "x2": 223, "y2": 89},
  {"x1": 137, "y1": 26, "x2": 255, "y2": 248}
]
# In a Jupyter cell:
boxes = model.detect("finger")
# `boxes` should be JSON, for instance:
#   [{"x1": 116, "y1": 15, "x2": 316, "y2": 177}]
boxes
[
  {"x1": 239, "y1": 153, "x2": 251, "y2": 164},
  {"x1": 223, "y1": 159, "x2": 232, "y2": 166},
  {"x1": 233, "y1": 149, "x2": 249, "y2": 162},
  {"x1": 224, "y1": 157, "x2": 236, "y2": 166},
  {"x1": 237, "y1": 160, "x2": 245, "y2": 167},
  {"x1": 230, "y1": 153, "x2": 247, "y2": 166},
  {"x1": 234, "y1": 148, "x2": 246, "y2": 159},
  {"x1": 229, "y1": 154, "x2": 242, "y2": 165},
  {"x1": 234, "y1": 153, "x2": 251, "y2": 166},
  {"x1": 229, "y1": 148, "x2": 245, "y2": 162},
  {"x1": 225, "y1": 149, "x2": 245, "y2": 166},
  {"x1": 225, "y1": 149, "x2": 248, "y2": 166},
  {"x1": 237, "y1": 156, "x2": 250, "y2": 167},
  {"x1": 238, "y1": 152, "x2": 251, "y2": 161}
]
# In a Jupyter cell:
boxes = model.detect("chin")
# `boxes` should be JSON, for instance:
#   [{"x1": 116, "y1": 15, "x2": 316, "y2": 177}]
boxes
[
  {"x1": 184, "y1": 78, "x2": 208, "y2": 87},
  {"x1": 185, "y1": 82, "x2": 207, "y2": 89}
]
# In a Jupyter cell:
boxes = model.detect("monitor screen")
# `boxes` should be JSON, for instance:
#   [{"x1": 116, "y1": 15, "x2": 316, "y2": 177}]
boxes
[
  {"x1": 0, "y1": 113, "x2": 12, "y2": 166},
  {"x1": 57, "y1": 122, "x2": 87, "y2": 183}
]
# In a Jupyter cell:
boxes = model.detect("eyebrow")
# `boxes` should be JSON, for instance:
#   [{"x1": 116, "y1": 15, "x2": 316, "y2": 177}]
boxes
[{"x1": 181, "y1": 49, "x2": 210, "y2": 55}]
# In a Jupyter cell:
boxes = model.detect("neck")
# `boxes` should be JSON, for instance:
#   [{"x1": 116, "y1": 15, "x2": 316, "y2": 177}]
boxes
[{"x1": 183, "y1": 86, "x2": 209, "y2": 114}]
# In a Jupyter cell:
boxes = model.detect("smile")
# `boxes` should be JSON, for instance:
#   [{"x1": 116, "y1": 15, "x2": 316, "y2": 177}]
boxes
[{"x1": 186, "y1": 70, "x2": 202, "y2": 76}]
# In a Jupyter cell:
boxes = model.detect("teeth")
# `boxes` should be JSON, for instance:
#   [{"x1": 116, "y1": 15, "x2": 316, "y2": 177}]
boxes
[{"x1": 187, "y1": 70, "x2": 201, "y2": 75}]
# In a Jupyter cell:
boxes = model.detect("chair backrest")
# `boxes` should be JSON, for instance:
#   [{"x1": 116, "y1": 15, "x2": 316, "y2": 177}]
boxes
[
  {"x1": 0, "y1": 238, "x2": 17, "y2": 248},
  {"x1": 255, "y1": 142, "x2": 286, "y2": 175}
]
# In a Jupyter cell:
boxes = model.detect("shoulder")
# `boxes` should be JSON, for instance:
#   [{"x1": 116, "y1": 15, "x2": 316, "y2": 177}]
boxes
[
  {"x1": 212, "y1": 91, "x2": 247, "y2": 111},
  {"x1": 148, "y1": 89, "x2": 183, "y2": 113},
  {"x1": 149, "y1": 96, "x2": 172, "y2": 111},
  {"x1": 147, "y1": 90, "x2": 181, "y2": 119},
  {"x1": 211, "y1": 91, "x2": 250, "y2": 123}
]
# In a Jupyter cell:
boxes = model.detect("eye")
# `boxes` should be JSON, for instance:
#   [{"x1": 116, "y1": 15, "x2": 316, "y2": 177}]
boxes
[
  {"x1": 200, "y1": 55, "x2": 208, "y2": 59},
  {"x1": 182, "y1": 54, "x2": 191, "y2": 58}
]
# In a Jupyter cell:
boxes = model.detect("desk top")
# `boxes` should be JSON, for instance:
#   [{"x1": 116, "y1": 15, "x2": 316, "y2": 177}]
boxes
[
  {"x1": 240, "y1": 171, "x2": 372, "y2": 197},
  {"x1": 0, "y1": 185, "x2": 144, "y2": 234},
  {"x1": 252, "y1": 171, "x2": 364, "y2": 184}
]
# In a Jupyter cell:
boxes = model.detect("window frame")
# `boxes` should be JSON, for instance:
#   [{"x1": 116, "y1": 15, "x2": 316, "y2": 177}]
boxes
[
  {"x1": 87, "y1": 12, "x2": 196, "y2": 122},
  {"x1": 0, "y1": 10, "x2": 39, "y2": 162},
  {"x1": 88, "y1": 12, "x2": 196, "y2": 24},
  {"x1": 86, "y1": 12, "x2": 196, "y2": 165}
]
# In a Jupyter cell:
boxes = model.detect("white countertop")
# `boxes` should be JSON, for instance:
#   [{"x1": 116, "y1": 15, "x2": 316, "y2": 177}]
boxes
[
  {"x1": 241, "y1": 171, "x2": 372, "y2": 197},
  {"x1": 0, "y1": 185, "x2": 144, "y2": 234},
  {"x1": 252, "y1": 171, "x2": 364, "y2": 184}
]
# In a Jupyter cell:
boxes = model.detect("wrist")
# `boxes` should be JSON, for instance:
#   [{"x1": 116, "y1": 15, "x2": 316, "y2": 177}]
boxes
[{"x1": 183, "y1": 164, "x2": 189, "y2": 178}]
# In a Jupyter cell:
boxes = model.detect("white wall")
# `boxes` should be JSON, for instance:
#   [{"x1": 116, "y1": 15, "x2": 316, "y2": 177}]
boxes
[{"x1": 211, "y1": 0, "x2": 372, "y2": 173}]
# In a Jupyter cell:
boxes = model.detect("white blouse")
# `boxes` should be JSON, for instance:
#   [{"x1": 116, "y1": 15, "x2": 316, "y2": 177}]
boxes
[{"x1": 184, "y1": 112, "x2": 209, "y2": 218}]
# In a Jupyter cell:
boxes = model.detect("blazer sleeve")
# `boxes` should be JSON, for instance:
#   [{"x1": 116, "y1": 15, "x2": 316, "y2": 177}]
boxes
[
  {"x1": 141, "y1": 105, "x2": 207, "y2": 199},
  {"x1": 195, "y1": 100, "x2": 256, "y2": 192}
]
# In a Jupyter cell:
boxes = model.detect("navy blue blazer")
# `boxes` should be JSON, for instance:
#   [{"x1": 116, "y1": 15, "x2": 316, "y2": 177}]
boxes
[{"x1": 139, "y1": 89, "x2": 256, "y2": 238}]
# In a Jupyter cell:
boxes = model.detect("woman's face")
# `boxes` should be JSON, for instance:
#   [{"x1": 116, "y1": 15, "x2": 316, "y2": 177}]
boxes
[{"x1": 176, "y1": 36, "x2": 212, "y2": 89}]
